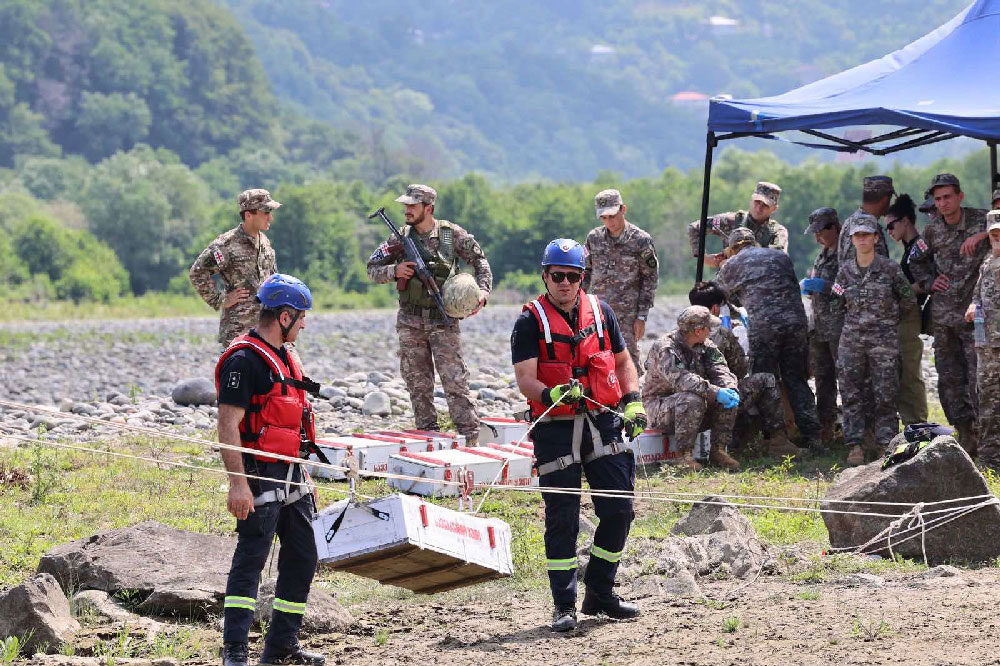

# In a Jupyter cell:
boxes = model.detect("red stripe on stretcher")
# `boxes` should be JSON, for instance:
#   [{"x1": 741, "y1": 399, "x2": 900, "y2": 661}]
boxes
[
  {"x1": 396, "y1": 451, "x2": 450, "y2": 466},
  {"x1": 314, "y1": 440, "x2": 354, "y2": 450},
  {"x1": 482, "y1": 417, "x2": 525, "y2": 424},
  {"x1": 405, "y1": 429, "x2": 461, "y2": 440},
  {"x1": 457, "y1": 446, "x2": 507, "y2": 461},
  {"x1": 354, "y1": 433, "x2": 409, "y2": 443},
  {"x1": 419, "y1": 504, "x2": 428, "y2": 527},
  {"x1": 487, "y1": 526, "x2": 496, "y2": 549},
  {"x1": 377, "y1": 431, "x2": 434, "y2": 450}
]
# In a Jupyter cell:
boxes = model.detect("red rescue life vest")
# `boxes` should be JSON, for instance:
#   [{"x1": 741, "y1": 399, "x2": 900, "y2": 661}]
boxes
[
  {"x1": 524, "y1": 291, "x2": 623, "y2": 419},
  {"x1": 215, "y1": 334, "x2": 315, "y2": 463}
]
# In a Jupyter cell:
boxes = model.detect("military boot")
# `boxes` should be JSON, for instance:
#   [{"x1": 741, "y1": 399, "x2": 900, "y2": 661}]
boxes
[
  {"x1": 671, "y1": 451, "x2": 702, "y2": 473},
  {"x1": 846, "y1": 445, "x2": 865, "y2": 467},
  {"x1": 221, "y1": 643, "x2": 249, "y2": 666},
  {"x1": 581, "y1": 590, "x2": 640, "y2": 619},
  {"x1": 708, "y1": 447, "x2": 741, "y2": 472},
  {"x1": 819, "y1": 422, "x2": 837, "y2": 446},
  {"x1": 258, "y1": 644, "x2": 325, "y2": 666},
  {"x1": 763, "y1": 432, "x2": 800, "y2": 458},
  {"x1": 955, "y1": 420, "x2": 979, "y2": 458},
  {"x1": 551, "y1": 605, "x2": 577, "y2": 632}
]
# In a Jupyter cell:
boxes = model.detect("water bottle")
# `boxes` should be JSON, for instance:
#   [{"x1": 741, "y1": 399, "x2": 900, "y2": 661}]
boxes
[
  {"x1": 720, "y1": 304, "x2": 732, "y2": 329},
  {"x1": 974, "y1": 304, "x2": 986, "y2": 345}
]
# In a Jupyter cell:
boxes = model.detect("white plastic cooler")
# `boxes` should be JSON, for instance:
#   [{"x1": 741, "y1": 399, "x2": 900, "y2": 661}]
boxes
[
  {"x1": 479, "y1": 417, "x2": 531, "y2": 447},
  {"x1": 314, "y1": 493, "x2": 513, "y2": 593},
  {"x1": 624, "y1": 430, "x2": 679, "y2": 465},
  {"x1": 386, "y1": 447, "x2": 534, "y2": 497}
]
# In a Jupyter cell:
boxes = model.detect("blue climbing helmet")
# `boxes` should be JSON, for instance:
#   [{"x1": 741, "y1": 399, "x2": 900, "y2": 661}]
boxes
[
  {"x1": 541, "y1": 239, "x2": 586, "y2": 269},
  {"x1": 256, "y1": 274, "x2": 313, "y2": 311}
]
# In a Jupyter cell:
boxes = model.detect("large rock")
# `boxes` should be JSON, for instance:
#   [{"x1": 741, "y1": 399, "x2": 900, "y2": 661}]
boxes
[
  {"x1": 170, "y1": 378, "x2": 217, "y2": 406},
  {"x1": 38, "y1": 521, "x2": 234, "y2": 616},
  {"x1": 0, "y1": 573, "x2": 79, "y2": 653},
  {"x1": 256, "y1": 580, "x2": 353, "y2": 634},
  {"x1": 362, "y1": 391, "x2": 391, "y2": 416},
  {"x1": 822, "y1": 435, "x2": 1000, "y2": 565}
]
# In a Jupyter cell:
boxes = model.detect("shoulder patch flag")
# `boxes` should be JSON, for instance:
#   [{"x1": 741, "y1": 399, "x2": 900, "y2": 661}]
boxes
[
  {"x1": 916, "y1": 238, "x2": 929, "y2": 253},
  {"x1": 368, "y1": 242, "x2": 391, "y2": 262},
  {"x1": 831, "y1": 283, "x2": 845, "y2": 296},
  {"x1": 212, "y1": 248, "x2": 226, "y2": 267}
]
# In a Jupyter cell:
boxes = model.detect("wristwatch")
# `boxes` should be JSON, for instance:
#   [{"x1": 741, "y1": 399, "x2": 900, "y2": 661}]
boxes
[{"x1": 636, "y1": 314, "x2": 647, "y2": 321}]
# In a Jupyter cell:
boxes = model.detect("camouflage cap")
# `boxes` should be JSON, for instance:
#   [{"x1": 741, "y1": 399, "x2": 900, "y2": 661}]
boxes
[
  {"x1": 849, "y1": 213, "x2": 879, "y2": 236},
  {"x1": 238, "y1": 188, "x2": 281, "y2": 213},
  {"x1": 727, "y1": 227, "x2": 758, "y2": 248},
  {"x1": 395, "y1": 184, "x2": 437, "y2": 205},
  {"x1": 918, "y1": 192, "x2": 936, "y2": 214},
  {"x1": 804, "y1": 207, "x2": 839, "y2": 234},
  {"x1": 991, "y1": 188, "x2": 1000, "y2": 205},
  {"x1": 929, "y1": 173, "x2": 961, "y2": 193},
  {"x1": 750, "y1": 181, "x2": 781, "y2": 208},
  {"x1": 677, "y1": 305, "x2": 720, "y2": 333},
  {"x1": 594, "y1": 189, "x2": 624, "y2": 217},
  {"x1": 987, "y1": 210, "x2": 1000, "y2": 234},
  {"x1": 862, "y1": 175, "x2": 895, "y2": 196}
]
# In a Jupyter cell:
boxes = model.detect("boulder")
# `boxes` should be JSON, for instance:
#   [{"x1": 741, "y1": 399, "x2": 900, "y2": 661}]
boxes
[
  {"x1": 170, "y1": 378, "x2": 216, "y2": 406},
  {"x1": 0, "y1": 573, "x2": 79, "y2": 653},
  {"x1": 362, "y1": 391, "x2": 391, "y2": 416},
  {"x1": 72, "y1": 590, "x2": 164, "y2": 637},
  {"x1": 822, "y1": 435, "x2": 1000, "y2": 565},
  {"x1": 38, "y1": 521, "x2": 234, "y2": 616},
  {"x1": 256, "y1": 580, "x2": 353, "y2": 634},
  {"x1": 137, "y1": 588, "x2": 217, "y2": 619}
]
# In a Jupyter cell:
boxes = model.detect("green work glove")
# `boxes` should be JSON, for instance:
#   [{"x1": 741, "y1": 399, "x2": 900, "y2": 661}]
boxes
[
  {"x1": 622, "y1": 399, "x2": 647, "y2": 440},
  {"x1": 541, "y1": 380, "x2": 584, "y2": 407}
]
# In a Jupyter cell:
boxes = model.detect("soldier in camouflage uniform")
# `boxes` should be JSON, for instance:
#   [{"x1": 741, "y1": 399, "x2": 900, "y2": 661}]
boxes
[
  {"x1": 716, "y1": 228, "x2": 822, "y2": 448},
  {"x1": 908, "y1": 174, "x2": 989, "y2": 454},
  {"x1": 831, "y1": 214, "x2": 918, "y2": 466},
  {"x1": 800, "y1": 208, "x2": 843, "y2": 444},
  {"x1": 366, "y1": 184, "x2": 492, "y2": 445},
  {"x1": 688, "y1": 282, "x2": 801, "y2": 458},
  {"x1": 837, "y1": 175, "x2": 894, "y2": 265},
  {"x1": 190, "y1": 189, "x2": 279, "y2": 347},
  {"x1": 966, "y1": 211, "x2": 1000, "y2": 470},
  {"x1": 582, "y1": 189, "x2": 659, "y2": 376},
  {"x1": 688, "y1": 182, "x2": 788, "y2": 269},
  {"x1": 643, "y1": 306, "x2": 741, "y2": 471}
]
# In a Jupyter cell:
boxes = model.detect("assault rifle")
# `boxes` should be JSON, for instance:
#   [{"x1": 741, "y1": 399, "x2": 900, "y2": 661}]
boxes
[{"x1": 368, "y1": 207, "x2": 452, "y2": 322}]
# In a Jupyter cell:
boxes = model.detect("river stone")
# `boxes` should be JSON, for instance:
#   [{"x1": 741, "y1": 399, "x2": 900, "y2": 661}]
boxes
[
  {"x1": 318, "y1": 386, "x2": 346, "y2": 400},
  {"x1": 170, "y1": 378, "x2": 217, "y2": 406},
  {"x1": 822, "y1": 435, "x2": 1000, "y2": 565},
  {"x1": 0, "y1": 573, "x2": 79, "y2": 653},
  {"x1": 362, "y1": 391, "x2": 391, "y2": 416}
]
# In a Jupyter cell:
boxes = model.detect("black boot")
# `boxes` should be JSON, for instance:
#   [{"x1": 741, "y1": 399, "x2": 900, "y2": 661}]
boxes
[
  {"x1": 580, "y1": 590, "x2": 639, "y2": 619},
  {"x1": 221, "y1": 642, "x2": 249, "y2": 666},
  {"x1": 258, "y1": 644, "x2": 326, "y2": 666},
  {"x1": 550, "y1": 605, "x2": 577, "y2": 632}
]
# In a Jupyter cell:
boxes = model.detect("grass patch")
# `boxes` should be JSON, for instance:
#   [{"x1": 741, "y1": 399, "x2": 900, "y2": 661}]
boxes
[{"x1": 721, "y1": 616, "x2": 741, "y2": 633}]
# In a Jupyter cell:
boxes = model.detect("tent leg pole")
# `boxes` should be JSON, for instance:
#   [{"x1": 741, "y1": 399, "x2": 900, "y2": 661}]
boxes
[
  {"x1": 990, "y1": 140, "x2": 998, "y2": 192},
  {"x1": 696, "y1": 132, "x2": 717, "y2": 284}
]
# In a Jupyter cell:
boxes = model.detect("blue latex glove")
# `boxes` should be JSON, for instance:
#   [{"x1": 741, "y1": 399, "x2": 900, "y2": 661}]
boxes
[
  {"x1": 715, "y1": 388, "x2": 741, "y2": 409},
  {"x1": 800, "y1": 277, "x2": 827, "y2": 294}
]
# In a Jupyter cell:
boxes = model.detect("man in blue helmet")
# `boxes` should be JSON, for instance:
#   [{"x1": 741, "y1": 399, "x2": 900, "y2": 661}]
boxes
[
  {"x1": 511, "y1": 239, "x2": 646, "y2": 632},
  {"x1": 214, "y1": 274, "x2": 325, "y2": 666}
]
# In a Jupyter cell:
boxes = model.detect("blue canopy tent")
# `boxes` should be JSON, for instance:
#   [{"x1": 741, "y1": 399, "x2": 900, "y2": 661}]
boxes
[{"x1": 695, "y1": 0, "x2": 1000, "y2": 281}]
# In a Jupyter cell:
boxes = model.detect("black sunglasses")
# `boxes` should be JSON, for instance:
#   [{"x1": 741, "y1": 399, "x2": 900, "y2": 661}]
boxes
[{"x1": 548, "y1": 270, "x2": 583, "y2": 284}]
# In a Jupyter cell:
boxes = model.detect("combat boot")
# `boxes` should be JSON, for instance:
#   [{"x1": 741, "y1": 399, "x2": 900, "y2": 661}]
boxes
[
  {"x1": 763, "y1": 432, "x2": 800, "y2": 458},
  {"x1": 258, "y1": 644, "x2": 325, "y2": 666},
  {"x1": 581, "y1": 590, "x2": 640, "y2": 619},
  {"x1": 955, "y1": 421, "x2": 978, "y2": 458},
  {"x1": 221, "y1": 642, "x2": 249, "y2": 666},
  {"x1": 708, "y1": 447, "x2": 741, "y2": 472},
  {"x1": 819, "y1": 422, "x2": 837, "y2": 445},
  {"x1": 846, "y1": 445, "x2": 865, "y2": 467},
  {"x1": 671, "y1": 451, "x2": 702, "y2": 473},
  {"x1": 551, "y1": 605, "x2": 577, "y2": 632}
]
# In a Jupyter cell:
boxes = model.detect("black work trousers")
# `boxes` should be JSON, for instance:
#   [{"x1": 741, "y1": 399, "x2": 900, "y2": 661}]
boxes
[
  {"x1": 533, "y1": 418, "x2": 635, "y2": 607},
  {"x1": 223, "y1": 462, "x2": 318, "y2": 651}
]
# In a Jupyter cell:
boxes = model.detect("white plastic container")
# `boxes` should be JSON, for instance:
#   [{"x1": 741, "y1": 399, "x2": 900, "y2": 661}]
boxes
[
  {"x1": 624, "y1": 430, "x2": 681, "y2": 465},
  {"x1": 486, "y1": 443, "x2": 538, "y2": 486},
  {"x1": 386, "y1": 448, "x2": 513, "y2": 497},
  {"x1": 306, "y1": 437, "x2": 370, "y2": 480},
  {"x1": 402, "y1": 429, "x2": 466, "y2": 448},
  {"x1": 479, "y1": 417, "x2": 531, "y2": 447},
  {"x1": 314, "y1": 493, "x2": 513, "y2": 593}
]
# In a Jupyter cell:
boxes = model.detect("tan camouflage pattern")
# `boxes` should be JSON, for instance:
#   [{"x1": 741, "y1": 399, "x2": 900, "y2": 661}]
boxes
[
  {"x1": 643, "y1": 330, "x2": 737, "y2": 452},
  {"x1": 807, "y1": 219, "x2": 845, "y2": 424},
  {"x1": 367, "y1": 219, "x2": 493, "y2": 328},
  {"x1": 976, "y1": 346, "x2": 1000, "y2": 470},
  {"x1": 581, "y1": 221, "x2": 658, "y2": 375},
  {"x1": 594, "y1": 189, "x2": 624, "y2": 217},
  {"x1": 396, "y1": 318, "x2": 480, "y2": 443},
  {"x1": 395, "y1": 184, "x2": 437, "y2": 205},
  {"x1": 831, "y1": 255, "x2": 916, "y2": 448},
  {"x1": 688, "y1": 210, "x2": 788, "y2": 255},
  {"x1": 237, "y1": 188, "x2": 280, "y2": 212},
  {"x1": 908, "y1": 207, "x2": 988, "y2": 427},
  {"x1": 189, "y1": 225, "x2": 277, "y2": 345},
  {"x1": 837, "y1": 208, "x2": 889, "y2": 265},
  {"x1": 862, "y1": 175, "x2": 895, "y2": 196},
  {"x1": 677, "y1": 305, "x2": 718, "y2": 333},
  {"x1": 972, "y1": 254, "x2": 1000, "y2": 348},
  {"x1": 751, "y1": 181, "x2": 781, "y2": 208},
  {"x1": 808, "y1": 247, "x2": 844, "y2": 342},
  {"x1": 710, "y1": 325, "x2": 785, "y2": 433}
]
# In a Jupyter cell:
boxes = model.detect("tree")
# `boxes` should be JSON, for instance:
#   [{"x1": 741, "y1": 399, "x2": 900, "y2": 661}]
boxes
[{"x1": 74, "y1": 92, "x2": 151, "y2": 161}]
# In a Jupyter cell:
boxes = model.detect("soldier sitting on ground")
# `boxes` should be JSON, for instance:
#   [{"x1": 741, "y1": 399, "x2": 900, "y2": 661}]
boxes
[
  {"x1": 643, "y1": 306, "x2": 742, "y2": 472},
  {"x1": 688, "y1": 281, "x2": 800, "y2": 459}
]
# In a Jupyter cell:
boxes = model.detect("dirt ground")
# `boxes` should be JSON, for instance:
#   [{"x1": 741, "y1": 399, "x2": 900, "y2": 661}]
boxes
[{"x1": 180, "y1": 568, "x2": 1000, "y2": 666}]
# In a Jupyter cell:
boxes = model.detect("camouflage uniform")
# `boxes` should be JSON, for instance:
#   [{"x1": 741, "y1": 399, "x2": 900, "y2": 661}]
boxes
[
  {"x1": 837, "y1": 208, "x2": 890, "y2": 265},
  {"x1": 688, "y1": 181, "x2": 788, "y2": 256},
  {"x1": 971, "y1": 245, "x2": 1000, "y2": 468},
  {"x1": 908, "y1": 207, "x2": 988, "y2": 430},
  {"x1": 716, "y1": 244, "x2": 821, "y2": 441},
  {"x1": 709, "y1": 324, "x2": 785, "y2": 435},
  {"x1": 807, "y1": 245, "x2": 844, "y2": 428},
  {"x1": 582, "y1": 220, "x2": 658, "y2": 377},
  {"x1": 831, "y1": 253, "x2": 917, "y2": 450},
  {"x1": 643, "y1": 331, "x2": 738, "y2": 453},
  {"x1": 367, "y1": 187, "x2": 492, "y2": 444},
  {"x1": 189, "y1": 189, "x2": 279, "y2": 346}
]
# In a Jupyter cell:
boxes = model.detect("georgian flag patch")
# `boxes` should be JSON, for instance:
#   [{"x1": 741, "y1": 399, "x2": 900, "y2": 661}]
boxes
[
  {"x1": 212, "y1": 248, "x2": 226, "y2": 267},
  {"x1": 916, "y1": 238, "x2": 929, "y2": 253},
  {"x1": 368, "y1": 241, "x2": 391, "y2": 262},
  {"x1": 832, "y1": 283, "x2": 845, "y2": 296}
]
